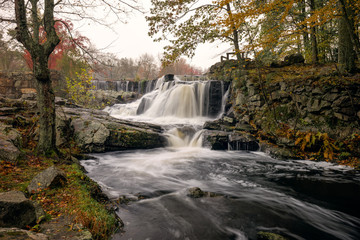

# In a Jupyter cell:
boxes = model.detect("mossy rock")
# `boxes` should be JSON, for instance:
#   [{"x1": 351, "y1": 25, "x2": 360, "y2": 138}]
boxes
[{"x1": 257, "y1": 231, "x2": 288, "y2": 240}]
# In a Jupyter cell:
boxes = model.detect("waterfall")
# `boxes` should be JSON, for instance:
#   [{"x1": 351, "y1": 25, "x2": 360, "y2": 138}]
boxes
[{"x1": 105, "y1": 75, "x2": 228, "y2": 147}]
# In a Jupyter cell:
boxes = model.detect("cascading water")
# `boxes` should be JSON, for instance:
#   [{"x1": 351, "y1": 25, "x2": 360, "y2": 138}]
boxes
[
  {"x1": 105, "y1": 75, "x2": 227, "y2": 146},
  {"x1": 82, "y1": 75, "x2": 360, "y2": 240}
]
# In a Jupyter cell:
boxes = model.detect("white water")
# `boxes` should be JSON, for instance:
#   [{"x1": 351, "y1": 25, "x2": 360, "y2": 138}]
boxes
[
  {"x1": 83, "y1": 76, "x2": 360, "y2": 240},
  {"x1": 105, "y1": 76, "x2": 228, "y2": 145}
]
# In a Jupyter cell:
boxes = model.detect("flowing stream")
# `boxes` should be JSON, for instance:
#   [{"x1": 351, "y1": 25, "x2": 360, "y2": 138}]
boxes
[{"x1": 81, "y1": 76, "x2": 360, "y2": 240}]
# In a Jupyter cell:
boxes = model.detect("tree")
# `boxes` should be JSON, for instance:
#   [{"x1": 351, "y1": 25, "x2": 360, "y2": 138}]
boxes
[
  {"x1": 147, "y1": 0, "x2": 244, "y2": 65},
  {"x1": 0, "y1": 31, "x2": 27, "y2": 72},
  {"x1": 1, "y1": 0, "x2": 141, "y2": 154},
  {"x1": 159, "y1": 58, "x2": 202, "y2": 76},
  {"x1": 23, "y1": 20, "x2": 90, "y2": 73},
  {"x1": 14, "y1": 0, "x2": 60, "y2": 155},
  {"x1": 136, "y1": 53, "x2": 158, "y2": 80},
  {"x1": 338, "y1": 0, "x2": 359, "y2": 73}
]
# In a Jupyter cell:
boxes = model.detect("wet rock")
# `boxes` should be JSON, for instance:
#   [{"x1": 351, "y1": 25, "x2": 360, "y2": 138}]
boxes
[
  {"x1": 228, "y1": 133, "x2": 259, "y2": 151},
  {"x1": 187, "y1": 187, "x2": 222, "y2": 198},
  {"x1": 0, "y1": 228, "x2": 49, "y2": 240},
  {"x1": 208, "y1": 81, "x2": 224, "y2": 117},
  {"x1": 204, "y1": 130, "x2": 229, "y2": 150},
  {"x1": 27, "y1": 166, "x2": 67, "y2": 193},
  {"x1": 204, "y1": 130, "x2": 259, "y2": 151},
  {"x1": 164, "y1": 74, "x2": 175, "y2": 82},
  {"x1": 257, "y1": 231, "x2": 288, "y2": 240},
  {"x1": 187, "y1": 187, "x2": 205, "y2": 198},
  {"x1": 203, "y1": 120, "x2": 222, "y2": 130},
  {"x1": 0, "y1": 191, "x2": 39, "y2": 228}
]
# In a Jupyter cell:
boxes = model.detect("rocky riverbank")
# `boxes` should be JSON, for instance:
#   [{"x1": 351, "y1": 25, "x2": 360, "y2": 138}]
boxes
[
  {"x1": 0, "y1": 95, "x2": 168, "y2": 239},
  {"x1": 209, "y1": 60, "x2": 360, "y2": 167}
]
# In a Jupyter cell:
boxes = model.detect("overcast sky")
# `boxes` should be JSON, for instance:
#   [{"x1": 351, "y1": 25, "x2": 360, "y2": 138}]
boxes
[{"x1": 75, "y1": 1, "x2": 230, "y2": 70}]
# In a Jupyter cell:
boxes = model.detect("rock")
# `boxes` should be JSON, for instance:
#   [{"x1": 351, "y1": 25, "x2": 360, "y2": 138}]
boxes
[
  {"x1": 283, "y1": 53, "x2": 305, "y2": 66},
  {"x1": 203, "y1": 130, "x2": 259, "y2": 151},
  {"x1": 270, "y1": 61, "x2": 284, "y2": 68},
  {"x1": 72, "y1": 118, "x2": 110, "y2": 152},
  {"x1": 208, "y1": 81, "x2": 224, "y2": 117},
  {"x1": 0, "y1": 228, "x2": 49, "y2": 240},
  {"x1": 234, "y1": 123, "x2": 255, "y2": 132},
  {"x1": 260, "y1": 143, "x2": 298, "y2": 160},
  {"x1": 257, "y1": 231, "x2": 288, "y2": 240},
  {"x1": 27, "y1": 166, "x2": 67, "y2": 193},
  {"x1": 0, "y1": 191, "x2": 39, "y2": 228},
  {"x1": 187, "y1": 187, "x2": 205, "y2": 198},
  {"x1": 0, "y1": 138, "x2": 22, "y2": 163},
  {"x1": 164, "y1": 74, "x2": 175, "y2": 82},
  {"x1": 307, "y1": 99, "x2": 331, "y2": 113},
  {"x1": 57, "y1": 107, "x2": 166, "y2": 153},
  {"x1": 270, "y1": 54, "x2": 304, "y2": 68},
  {"x1": 203, "y1": 120, "x2": 222, "y2": 130},
  {"x1": 0, "y1": 123, "x2": 23, "y2": 163},
  {"x1": 203, "y1": 130, "x2": 229, "y2": 150},
  {"x1": 334, "y1": 112, "x2": 350, "y2": 121},
  {"x1": 228, "y1": 133, "x2": 259, "y2": 151},
  {"x1": 223, "y1": 116, "x2": 234, "y2": 124}
]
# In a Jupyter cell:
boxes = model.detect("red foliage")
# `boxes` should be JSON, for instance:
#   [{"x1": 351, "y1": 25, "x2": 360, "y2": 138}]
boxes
[{"x1": 24, "y1": 20, "x2": 89, "y2": 70}]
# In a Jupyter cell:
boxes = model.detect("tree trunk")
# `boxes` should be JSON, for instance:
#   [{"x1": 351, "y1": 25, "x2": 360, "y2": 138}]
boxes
[
  {"x1": 338, "y1": 0, "x2": 360, "y2": 62},
  {"x1": 14, "y1": 0, "x2": 60, "y2": 155},
  {"x1": 309, "y1": 0, "x2": 319, "y2": 64},
  {"x1": 338, "y1": 16, "x2": 356, "y2": 73},
  {"x1": 35, "y1": 72, "x2": 57, "y2": 154},
  {"x1": 301, "y1": 0, "x2": 309, "y2": 59},
  {"x1": 226, "y1": 3, "x2": 241, "y2": 61}
]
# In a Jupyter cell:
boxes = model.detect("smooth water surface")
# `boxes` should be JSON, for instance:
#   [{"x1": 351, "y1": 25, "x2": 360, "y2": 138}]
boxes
[{"x1": 82, "y1": 148, "x2": 360, "y2": 240}]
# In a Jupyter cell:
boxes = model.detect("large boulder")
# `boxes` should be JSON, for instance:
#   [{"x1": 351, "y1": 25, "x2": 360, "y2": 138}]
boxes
[
  {"x1": 0, "y1": 191, "x2": 43, "y2": 228},
  {"x1": 56, "y1": 107, "x2": 167, "y2": 153},
  {"x1": 27, "y1": 166, "x2": 67, "y2": 193}
]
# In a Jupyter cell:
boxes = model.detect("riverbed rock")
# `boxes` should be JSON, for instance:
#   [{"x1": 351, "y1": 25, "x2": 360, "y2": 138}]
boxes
[
  {"x1": 0, "y1": 228, "x2": 49, "y2": 240},
  {"x1": 187, "y1": 187, "x2": 205, "y2": 198},
  {"x1": 257, "y1": 231, "x2": 288, "y2": 240},
  {"x1": 0, "y1": 191, "x2": 41, "y2": 228},
  {"x1": 56, "y1": 107, "x2": 167, "y2": 153},
  {"x1": 203, "y1": 130, "x2": 259, "y2": 151},
  {"x1": 228, "y1": 133, "x2": 259, "y2": 151},
  {"x1": 27, "y1": 166, "x2": 67, "y2": 193}
]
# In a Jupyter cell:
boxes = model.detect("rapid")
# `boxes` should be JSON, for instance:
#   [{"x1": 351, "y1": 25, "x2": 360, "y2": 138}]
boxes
[{"x1": 81, "y1": 76, "x2": 360, "y2": 240}]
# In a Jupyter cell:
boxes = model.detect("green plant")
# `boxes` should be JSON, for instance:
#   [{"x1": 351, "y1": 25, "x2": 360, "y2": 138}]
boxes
[{"x1": 66, "y1": 68, "x2": 95, "y2": 107}]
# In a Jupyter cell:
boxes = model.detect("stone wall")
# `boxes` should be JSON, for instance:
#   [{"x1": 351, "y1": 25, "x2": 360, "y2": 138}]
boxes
[
  {"x1": 0, "y1": 71, "x2": 64, "y2": 99},
  {"x1": 232, "y1": 72, "x2": 360, "y2": 139}
]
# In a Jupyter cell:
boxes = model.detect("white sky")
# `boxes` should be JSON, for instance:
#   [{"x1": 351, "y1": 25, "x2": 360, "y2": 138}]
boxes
[{"x1": 75, "y1": 1, "x2": 230, "y2": 70}]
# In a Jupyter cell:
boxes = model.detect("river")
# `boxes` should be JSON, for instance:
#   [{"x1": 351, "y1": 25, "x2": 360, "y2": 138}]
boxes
[{"x1": 81, "y1": 76, "x2": 360, "y2": 240}]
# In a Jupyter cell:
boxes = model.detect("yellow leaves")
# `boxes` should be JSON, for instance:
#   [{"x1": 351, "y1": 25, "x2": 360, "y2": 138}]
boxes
[
  {"x1": 66, "y1": 68, "x2": 95, "y2": 108},
  {"x1": 294, "y1": 130, "x2": 338, "y2": 161}
]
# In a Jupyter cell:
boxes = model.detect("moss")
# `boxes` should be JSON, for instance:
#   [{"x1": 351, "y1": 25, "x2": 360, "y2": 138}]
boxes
[{"x1": 257, "y1": 231, "x2": 288, "y2": 240}]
